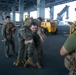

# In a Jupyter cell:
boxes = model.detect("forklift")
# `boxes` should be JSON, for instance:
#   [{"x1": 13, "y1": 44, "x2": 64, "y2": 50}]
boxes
[{"x1": 41, "y1": 21, "x2": 58, "y2": 35}]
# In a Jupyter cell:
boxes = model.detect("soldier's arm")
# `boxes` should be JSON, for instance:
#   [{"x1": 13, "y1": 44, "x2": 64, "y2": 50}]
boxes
[
  {"x1": 60, "y1": 46, "x2": 69, "y2": 56},
  {"x1": 17, "y1": 29, "x2": 33, "y2": 45},
  {"x1": 37, "y1": 27, "x2": 46, "y2": 42},
  {"x1": 20, "y1": 30, "x2": 34, "y2": 44},
  {"x1": 60, "y1": 33, "x2": 75, "y2": 56},
  {"x1": 18, "y1": 28, "x2": 33, "y2": 41},
  {"x1": 2, "y1": 25, "x2": 6, "y2": 38},
  {"x1": 24, "y1": 39, "x2": 33, "y2": 44},
  {"x1": 11, "y1": 23, "x2": 16, "y2": 32}
]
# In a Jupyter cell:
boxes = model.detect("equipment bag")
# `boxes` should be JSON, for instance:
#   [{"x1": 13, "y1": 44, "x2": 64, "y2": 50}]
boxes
[{"x1": 64, "y1": 52, "x2": 76, "y2": 71}]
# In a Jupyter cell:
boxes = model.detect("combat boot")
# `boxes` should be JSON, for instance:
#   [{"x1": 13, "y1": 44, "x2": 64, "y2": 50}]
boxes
[
  {"x1": 24, "y1": 57, "x2": 36, "y2": 67},
  {"x1": 13, "y1": 60, "x2": 24, "y2": 67},
  {"x1": 5, "y1": 53, "x2": 9, "y2": 58},
  {"x1": 12, "y1": 50, "x2": 16, "y2": 56},
  {"x1": 36, "y1": 62, "x2": 43, "y2": 69},
  {"x1": 5, "y1": 49, "x2": 9, "y2": 58}
]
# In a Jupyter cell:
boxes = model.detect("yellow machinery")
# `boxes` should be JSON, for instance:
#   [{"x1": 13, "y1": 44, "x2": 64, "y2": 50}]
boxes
[
  {"x1": 41, "y1": 21, "x2": 57, "y2": 34},
  {"x1": 70, "y1": 25, "x2": 74, "y2": 35},
  {"x1": 70, "y1": 21, "x2": 76, "y2": 35}
]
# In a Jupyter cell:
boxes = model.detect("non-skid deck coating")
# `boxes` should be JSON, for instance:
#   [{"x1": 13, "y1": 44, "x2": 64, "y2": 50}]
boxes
[{"x1": 0, "y1": 26, "x2": 69, "y2": 75}]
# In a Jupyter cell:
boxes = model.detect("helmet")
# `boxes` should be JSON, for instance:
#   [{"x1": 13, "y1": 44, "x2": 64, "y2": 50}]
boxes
[{"x1": 23, "y1": 17, "x2": 33, "y2": 27}]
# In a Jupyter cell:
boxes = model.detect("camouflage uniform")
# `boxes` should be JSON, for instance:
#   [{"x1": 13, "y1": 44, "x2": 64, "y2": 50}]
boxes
[
  {"x1": 69, "y1": 71, "x2": 76, "y2": 75},
  {"x1": 2, "y1": 22, "x2": 16, "y2": 56},
  {"x1": 33, "y1": 33, "x2": 43, "y2": 65},
  {"x1": 16, "y1": 26, "x2": 43, "y2": 67},
  {"x1": 13, "y1": 18, "x2": 43, "y2": 68},
  {"x1": 13, "y1": 25, "x2": 37, "y2": 67},
  {"x1": 17, "y1": 26, "x2": 34, "y2": 61},
  {"x1": 30, "y1": 19, "x2": 44, "y2": 68}
]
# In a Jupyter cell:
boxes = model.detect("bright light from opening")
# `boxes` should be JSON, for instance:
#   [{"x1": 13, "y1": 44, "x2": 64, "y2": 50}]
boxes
[
  {"x1": 30, "y1": 11, "x2": 37, "y2": 18},
  {"x1": 16, "y1": 13, "x2": 19, "y2": 21},
  {"x1": 54, "y1": 1, "x2": 76, "y2": 21}
]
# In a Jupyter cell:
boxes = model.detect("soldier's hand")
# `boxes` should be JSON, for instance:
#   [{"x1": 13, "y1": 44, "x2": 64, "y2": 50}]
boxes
[
  {"x1": 11, "y1": 28, "x2": 16, "y2": 34},
  {"x1": 4, "y1": 38, "x2": 7, "y2": 42},
  {"x1": 40, "y1": 34, "x2": 46, "y2": 42},
  {"x1": 42, "y1": 34, "x2": 46, "y2": 39},
  {"x1": 29, "y1": 39, "x2": 33, "y2": 43},
  {"x1": 24, "y1": 39, "x2": 33, "y2": 44},
  {"x1": 24, "y1": 41, "x2": 28, "y2": 44},
  {"x1": 11, "y1": 28, "x2": 15, "y2": 31}
]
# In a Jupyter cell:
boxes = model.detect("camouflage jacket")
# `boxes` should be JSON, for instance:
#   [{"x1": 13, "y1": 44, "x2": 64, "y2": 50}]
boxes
[
  {"x1": 17, "y1": 26, "x2": 33, "y2": 42},
  {"x1": 2, "y1": 22, "x2": 16, "y2": 38}
]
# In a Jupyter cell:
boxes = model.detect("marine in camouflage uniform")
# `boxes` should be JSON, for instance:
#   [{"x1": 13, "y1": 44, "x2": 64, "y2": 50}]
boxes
[
  {"x1": 28, "y1": 18, "x2": 44, "y2": 68},
  {"x1": 13, "y1": 18, "x2": 44, "y2": 68},
  {"x1": 13, "y1": 19, "x2": 36, "y2": 67},
  {"x1": 26, "y1": 17, "x2": 44, "y2": 68},
  {"x1": 18, "y1": 26, "x2": 35, "y2": 65},
  {"x1": 32, "y1": 17, "x2": 46, "y2": 42},
  {"x1": 33, "y1": 31, "x2": 43, "y2": 69},
  {"x1": 32, "y1": 17, "x2": 46, "y2": 68},
  {"x1": 2, "y1": 16, "x2": 16, "y2": 57},
  {"x1": 27, "y1": 21, "x2": 43, "y2": 68}
]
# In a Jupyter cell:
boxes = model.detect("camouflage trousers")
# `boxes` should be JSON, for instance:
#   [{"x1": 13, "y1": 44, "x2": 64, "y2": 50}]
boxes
[
  {"x1": 5, "y1": 39, "x2": 15, "y2": 54},
  {"x1": 17, "y1": 41, "x2": 34, "y2": 61},
  {"x1": 69, "y1": 71, "x2": 76, "y2": 75},
  {"x1": 35, "y1": 43, "x2": 43, "y2": 64}
]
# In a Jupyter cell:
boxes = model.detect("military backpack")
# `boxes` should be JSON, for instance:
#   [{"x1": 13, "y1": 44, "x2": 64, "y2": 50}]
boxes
[{"x1": 64, "y1": 51, "x2": 76, "y2": 71}]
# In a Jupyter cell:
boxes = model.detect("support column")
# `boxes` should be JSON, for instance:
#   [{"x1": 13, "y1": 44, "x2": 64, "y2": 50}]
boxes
[
  {"x1": 19, "y1": 0, "x2": 24, "y2": 22},
  {"x1": 6, "y1": 12, "x2": 10, "y2": 16},
  {"x1": 49, "y1": 6, "x2": 54, "y2": 20},
  {"x1": 28, "y1": 11, "x2": 30, "y2": 17},
  {"x1": 37, "y1": 0, "x2": 45, "y2": 18},
  {"x1": 66, "y1": 8, "x2": 69, "y2": 19},
  {"x1": 2, "y1": 12, "x2": 6, "y2": 21},
  {"x1": 12, "y1": 5, "x2": 15, "y2": 23}
]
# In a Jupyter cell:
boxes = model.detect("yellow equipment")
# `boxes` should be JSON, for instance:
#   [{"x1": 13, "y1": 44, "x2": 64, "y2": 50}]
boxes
[
  {"x1": 69, "y1": 21, "x2": 76, "y2": 35},
  {"x1": 70, "y1": 25, "x2": 74, "y2": 35},
  {"x1": 74, "y1": 21, "x2": 76, "y2": 24},
  {"x1": 41, "y1": 21, "x2": 57, "y2": 34},
  {"x1": 2, "y1": 39, "x2": 6, "y2": 42}
]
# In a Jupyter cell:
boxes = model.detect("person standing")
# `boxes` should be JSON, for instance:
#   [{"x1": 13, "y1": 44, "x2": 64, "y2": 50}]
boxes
[
  {"x1": 13, "y1": 22, "x2": 43, "y2": 69},
  {"x1": 27, "y1": 22, "x2": 43, "y2": 69},
  {"x1": 13, "y1": 22, "x2": 36, "y2": 67},
  {"x1": 2, "y1": 16, "x2": 16, "y2": 57},
  {"x1": 60, "y1": 32, "x2": 76, "y2": 75},
  {"x1": 33, "y1": 17, "x2": 46, "y2": 42}
]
